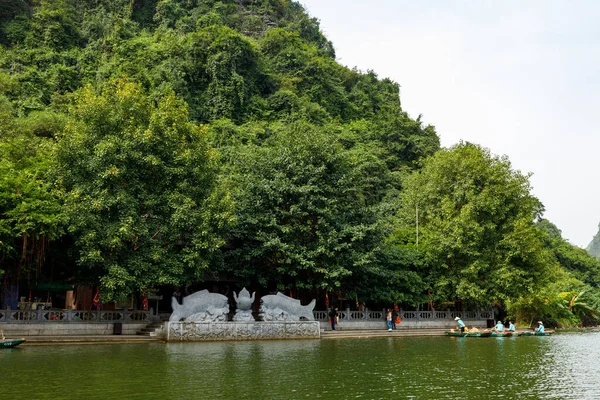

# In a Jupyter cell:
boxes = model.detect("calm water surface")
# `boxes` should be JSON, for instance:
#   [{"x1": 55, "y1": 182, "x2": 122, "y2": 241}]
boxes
[{"x1": 1, "y1": 332, "x2": 600, "y2": 399}]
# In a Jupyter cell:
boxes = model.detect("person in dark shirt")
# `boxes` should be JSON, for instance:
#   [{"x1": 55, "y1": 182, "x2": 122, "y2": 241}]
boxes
[{"x1": 329, "y1": 307, "x2": 339, "y2": 331}]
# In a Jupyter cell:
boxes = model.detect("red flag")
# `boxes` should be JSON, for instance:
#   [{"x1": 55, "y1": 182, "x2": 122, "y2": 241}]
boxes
[
  {"x1": 325, "y1": 292, "x2": 329, "y2": 308},
  {"x1": 393, "y1": 302, "x2": 399, "y2": 312},
  {"x1": 141, "y1": 295, "x2": 149, "y2": 311},
  {"x1": 92, "y1": 288, "x2": 102, "y2": 310}
]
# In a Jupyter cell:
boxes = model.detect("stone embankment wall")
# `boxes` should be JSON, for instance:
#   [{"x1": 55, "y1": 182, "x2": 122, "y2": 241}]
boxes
[
  {"x1": 167, "y1": 321, "x2": 320, "y2": 341},
  {"x1": 0, "y1": 309, "x2": 492, "y2": 337}
]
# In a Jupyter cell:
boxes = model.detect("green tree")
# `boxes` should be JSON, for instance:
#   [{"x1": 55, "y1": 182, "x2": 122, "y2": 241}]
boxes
[
  {"x1": 360, "y1": 227, "x2": 431, "y2": 306},
  {"x1": 54, "y1": 78, "x2": 232, "y2": 301},
  {"x1": 0, "y1": 103, "x2": 64, "y2": 287},
  {"x1": 538, "y1": 218, "x2": 600, "y2": 285},
  {"x1": 507, "y1": 266, "x2": 600, "y2": 328},
  {"x1": 559, "y1": 290, "x2": 599, "y2": 323},
  {"x1": 507, "y1": 219, "x2": 600, "y2": 327},
  {"x1": 398, "y1": 142, "x2": 552, "y2": 307},
  {"x1": 224, "y1": 122, "x2": 383, "y2": 294}
]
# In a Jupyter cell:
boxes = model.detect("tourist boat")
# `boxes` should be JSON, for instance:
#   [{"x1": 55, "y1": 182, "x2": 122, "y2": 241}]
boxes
[
  {"x1": 445, "y1": 331, "x2": 492, "y2": 337},
  {"x1": 468, "y1": 331, "x2": 492, "y2": 337},
  {"x1": 518, "y1": 331, "x2": 554, "y2": 337},
  {"x1": 445, "y1": 331, "x2": 467, "y2": 337},
  {"x1": 0, "y1": 338, "x2": 26, "y2": 348}
]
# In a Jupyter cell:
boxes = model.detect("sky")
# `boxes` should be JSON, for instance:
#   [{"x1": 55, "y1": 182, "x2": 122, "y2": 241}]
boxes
[{"x1": 301, "y1": 0, "x2": 600, "y2": 248}]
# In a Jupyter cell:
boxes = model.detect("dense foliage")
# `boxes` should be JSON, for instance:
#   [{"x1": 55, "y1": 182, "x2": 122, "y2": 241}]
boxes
[
  {"x1": 222, "y1": 122, "x2": 385, "y2": 294},
  {"x1": 507, "y1": 219, "x2": 600, "y2": 327},
  {"x1": 398, "y1": 143, "x2": 552, "y2": 306},
  {"x1": 0, "y1": 99, "x2": 65, "y2": 297},
  {"x1": 54, "y1": 78, "x2": 232, "y2": 300},
  {"x1": 0, "y1": 0, "x2": 598, "y2": 326}
]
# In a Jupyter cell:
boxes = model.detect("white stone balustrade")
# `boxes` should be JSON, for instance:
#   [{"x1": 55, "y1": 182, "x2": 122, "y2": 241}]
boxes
[{"x1": 0, "y1": 309, "x2": 151, "y2": 323}]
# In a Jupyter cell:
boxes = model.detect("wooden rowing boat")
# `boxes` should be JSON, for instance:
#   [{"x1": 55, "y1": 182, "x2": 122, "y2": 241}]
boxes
[
  {"x1": 518, "y1": 331, "x2": 554, "y2": 336},
  {"x1": 445, "y1": 331, "x2": 467, "y2": 337},
  {"x1": 469, "y1": 331, "x2": 492, "y2": 337},
  {"x1": 445, "y1": 331, "x2": 492, "y2": 337},
  {"x1": 490, "y1": 331, "x2": 516, "y2": 337},
  {"x1": 446, "y1": 329, "x2": 553, "y2": 338},
  {"x1": 0, "y1": 339, "x2": 26, "y2": 348}
]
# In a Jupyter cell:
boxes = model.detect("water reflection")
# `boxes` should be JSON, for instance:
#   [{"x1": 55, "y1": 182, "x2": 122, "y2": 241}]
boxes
[
  {"x1": 165, "y1": 340, "x2": 323, "y2": 398},
  {"x1": 3, "y1": 332, "x2": 600, "y2": 399},
  {"x1": 533, "y1": 333, "x2": 600, "y2": 399}
]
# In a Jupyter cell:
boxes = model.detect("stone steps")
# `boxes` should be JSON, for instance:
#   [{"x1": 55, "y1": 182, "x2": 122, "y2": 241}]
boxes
[{"x1": 136, "y1": 322, "x2": 165, "y2": 336}]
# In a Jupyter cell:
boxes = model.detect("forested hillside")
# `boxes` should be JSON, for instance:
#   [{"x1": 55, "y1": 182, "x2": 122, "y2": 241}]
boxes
[
  {"x1": 586, "y1": 224, "x2": 600, "y2": 260},
  {"x1": 1, "y1": 0, "x2": 599, "y2": 327}
]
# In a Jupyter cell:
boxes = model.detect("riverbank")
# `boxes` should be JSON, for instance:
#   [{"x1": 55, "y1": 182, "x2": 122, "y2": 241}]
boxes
[{"x1": 13, "y1": 328, "x2": 453, "y2": 345}]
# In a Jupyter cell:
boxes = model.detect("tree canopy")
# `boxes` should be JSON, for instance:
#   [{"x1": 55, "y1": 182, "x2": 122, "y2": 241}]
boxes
[
  {"x1": 54, "y1": 78, "x2": 232, "y2": 300},
  {"x1": 222, "y1": 122, "x2": 384, "y2": 294},
  {"x1": 396, "y1": 143, "x2": 553, "y2": 307},
  {"x1": 0, "y1": 0, "x2": 598, "y2": 326}
]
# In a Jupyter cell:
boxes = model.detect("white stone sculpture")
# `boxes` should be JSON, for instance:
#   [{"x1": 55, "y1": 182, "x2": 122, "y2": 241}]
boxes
[
  {"x1": 259, "y1": 292, "x2": 315, "y2": 321},
  {"x1": 170, "y1": 290, "x2": 229, "y2": 322},
  {"x1": 233, "y1": 287, "x2": 255, "y2": 322}
]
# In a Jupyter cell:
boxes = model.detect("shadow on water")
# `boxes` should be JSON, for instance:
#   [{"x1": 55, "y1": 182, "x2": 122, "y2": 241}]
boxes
[{"x1": 2, "y1": 331, "x2": 600, "y2": 399}]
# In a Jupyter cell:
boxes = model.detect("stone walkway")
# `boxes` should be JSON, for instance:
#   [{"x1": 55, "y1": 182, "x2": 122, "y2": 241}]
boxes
[
  {"x1": 14, "y1": 328, "x2": 450, "y2": 344},
  {"x1": 321, "y1": 328, "x2": 448, "y2": 339}
]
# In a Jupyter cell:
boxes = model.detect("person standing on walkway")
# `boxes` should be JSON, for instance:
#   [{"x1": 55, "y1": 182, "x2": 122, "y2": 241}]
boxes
[
  {"x1": 391, "y1": 308, "x2": 399, "y2": 330},
  {"x1": 454, "y1": 316, "x2": 466, "y2": 333},
  {"x1": 386, "y1": 309, "x2": 393, "y2": 331},
  {"x1": 329, "y1": 307, "x2": 339, "y2": 331}
]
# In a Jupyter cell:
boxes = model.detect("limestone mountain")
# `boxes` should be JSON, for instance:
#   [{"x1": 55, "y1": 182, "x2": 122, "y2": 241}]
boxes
[{"x1": 586, "y1": 223, "x2": 600, "y2": 260}]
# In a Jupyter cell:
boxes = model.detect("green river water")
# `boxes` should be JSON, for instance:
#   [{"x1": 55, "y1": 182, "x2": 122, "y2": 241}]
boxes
[{"x1": 1, "y1": 332, "x2": 599, "y2": 399}]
